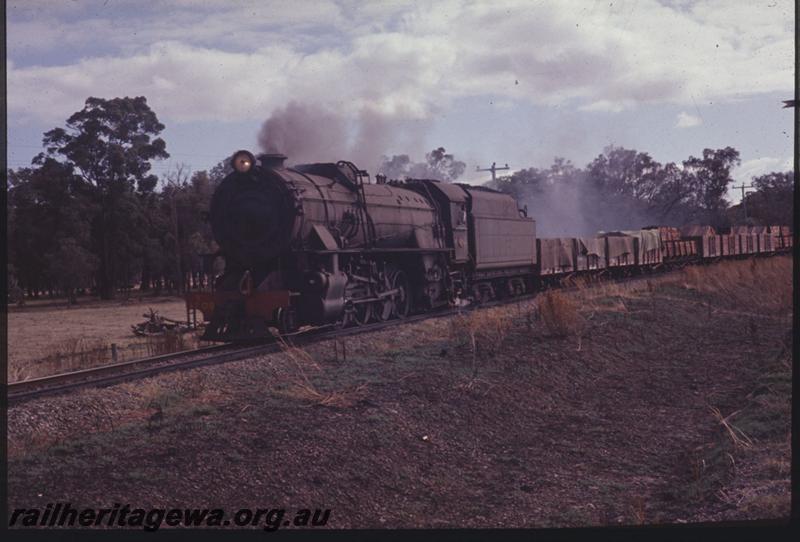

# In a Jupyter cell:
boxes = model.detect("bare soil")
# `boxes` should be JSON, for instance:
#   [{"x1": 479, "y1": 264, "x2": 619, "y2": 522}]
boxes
[{"x1": 7, "y1": 257, "x2": 792, "y2": 529}]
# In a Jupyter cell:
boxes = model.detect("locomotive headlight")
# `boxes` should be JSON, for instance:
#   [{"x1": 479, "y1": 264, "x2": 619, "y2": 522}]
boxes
[{"x1": 231, "y1": 150, "x2": 256, "y2": 173}]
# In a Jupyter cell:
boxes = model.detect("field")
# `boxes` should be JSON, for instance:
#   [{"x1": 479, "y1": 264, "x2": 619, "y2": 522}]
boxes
[
  {"x1": 7, "y1": 296, "x2": 198, "y2": 381},
  {"x1": 7, "y1": 256, "x2": 792, "y2": 528}
]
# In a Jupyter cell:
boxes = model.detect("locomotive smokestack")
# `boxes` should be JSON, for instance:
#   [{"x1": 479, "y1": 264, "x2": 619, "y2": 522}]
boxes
[{"x1": 259, "y1": 153, "x2": 288, "y2": 169}]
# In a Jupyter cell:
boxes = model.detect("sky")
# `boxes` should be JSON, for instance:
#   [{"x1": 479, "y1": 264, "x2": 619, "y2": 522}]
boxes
[{"x1": 6, "y1": 0, "x2": 795, "y2": 202}]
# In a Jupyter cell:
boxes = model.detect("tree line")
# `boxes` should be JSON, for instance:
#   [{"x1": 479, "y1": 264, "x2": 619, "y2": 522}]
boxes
[
  {"x1": 6, "y1": 96, "x2": 793, "y2": 303},
  {"x1": 7, "y1": 97, "x2": 227, "y2": 304},
  {"x1": 488, "y1": 146, "x2": 792, "y2": 236}
]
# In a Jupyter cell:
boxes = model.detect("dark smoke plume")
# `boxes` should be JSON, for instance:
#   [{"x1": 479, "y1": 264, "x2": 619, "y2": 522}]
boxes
[
  {"x1": 257, "y1": 101, "x2": 429, "y2": 173},
  {"x1": 258, "y1": 102, "x2": 348, "y2": 164}
]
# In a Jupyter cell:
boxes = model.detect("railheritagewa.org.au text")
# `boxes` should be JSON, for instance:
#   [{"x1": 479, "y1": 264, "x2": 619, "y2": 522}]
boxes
[{"x1": 9, "y1": 503, "x2": 331, "y2": 531}]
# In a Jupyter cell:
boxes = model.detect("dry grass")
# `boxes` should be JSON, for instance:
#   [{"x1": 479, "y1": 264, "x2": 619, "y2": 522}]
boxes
[
  {"x1": 629, "y1": 495, "x2": 647, "y2": 525},
  {"x1": 143, "y1": 331, "x2": 189, "y2": 357},
  {"x1": 709, "y1": 407, "x2": 754, "y2": 449},
  {"x1": 11, "y1": 337, "x2": 111, "y2": 382},
  {"x1": 9, "y1": 330, "x2": 208, "y2": 383},
  {"x1": 564, "y1": 256, "x2": 791, "y2": 323},
  {"x1": 273, "y1": 338, "x2": 368, "y2": 408},
  {"x1": 114, "y1": 371, "x2": 227, "y2": 432},
  {"x1": 679, "y1": 256, "x2": 791, "y2": 316},
  {"x1": 449, "y1": 307, "x2": 513, "y2": 376},
  {"x1": 536, "y1": 290, "x2": 582, "y2": 336},
  {"x1": 281, "y1": 380, "x2": 368, "y2": 408},
  {"x1": 8, "y1": 296, "x2": 190, "y2": 377}
]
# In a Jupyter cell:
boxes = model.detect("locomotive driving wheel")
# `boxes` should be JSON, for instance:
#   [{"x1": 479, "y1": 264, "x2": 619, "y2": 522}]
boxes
[
  {"x1": 352, "y1": 301, "x2": 373, "y2": 326},
  {"x1": 375, "y1": 271, "x2": 394, "y2": 321},
  {"x1": 390, "y1": 270, "x2": 411, "y2": 318}
]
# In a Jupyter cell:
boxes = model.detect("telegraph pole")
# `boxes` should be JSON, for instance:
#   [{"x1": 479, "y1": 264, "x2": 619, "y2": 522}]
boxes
[
  {"x1": 734, "y1": 182, "x2": 754, "y2": 222},
  {"x1": 476, "y1": 162, "x2": 510, "y2": 183}
]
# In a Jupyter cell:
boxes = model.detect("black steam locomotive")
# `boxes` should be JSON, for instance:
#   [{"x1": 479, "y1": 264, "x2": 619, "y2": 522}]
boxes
[{"x1": 188, "y1": 150, "x2": 537, "y2": 340}]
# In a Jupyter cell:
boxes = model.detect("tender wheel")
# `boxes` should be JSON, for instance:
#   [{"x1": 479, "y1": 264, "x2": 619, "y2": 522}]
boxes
[
  {"x1": 390, "y1": 270, "x2": 411, "y2": 318},
  {"x1": 472, "y1": 284, "x2": 491, "y2": 304}
]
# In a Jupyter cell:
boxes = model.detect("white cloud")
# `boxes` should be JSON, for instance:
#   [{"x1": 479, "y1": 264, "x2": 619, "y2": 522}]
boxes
[
  {"x1": 727, "y1": 155, "x2": 793, "y2": 202},
  {"x1": 7, "y1": 0, "x2": 795, "y2": 125},
  {"x1": 579, "y1": 100, "x2": 628, "y2": 113},
  {"x1": 676, "y1": 111, "x2": 702, "y2": 128},
  {"x1": 735, "y1": 156, "x2": 793, "y2": 182}
]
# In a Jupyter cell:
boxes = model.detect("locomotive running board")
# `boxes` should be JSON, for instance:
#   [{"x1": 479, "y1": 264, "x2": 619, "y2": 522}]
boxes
[{"x1": 302, "y1": 247, "x2": 452, "y2": 255}]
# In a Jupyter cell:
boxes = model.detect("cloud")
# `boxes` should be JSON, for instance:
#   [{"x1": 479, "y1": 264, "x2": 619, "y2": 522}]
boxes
[
  {"x1": 7, "y1": 0, "x2": 794, "y2": 127},
  {"x1": 675, "y1": 111, "x2": 702, "y2": 128},
  {"x1": 579, "y1": 100, "x2": 628, "y2": 113},
  {"x1": 735, "y1": 156, "x2": 793, "y2": 182},
  {"x1": 727, "y1": 155, "x2": 792, "y2": 202}
]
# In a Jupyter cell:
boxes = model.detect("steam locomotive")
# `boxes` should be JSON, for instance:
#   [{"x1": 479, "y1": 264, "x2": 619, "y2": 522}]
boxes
[
  {"x1": 187, "y1": 150, "x2": 792, "y2": 341},
  {"x1": 188, "y1": 150, "x2": 537, "y2": 340}
]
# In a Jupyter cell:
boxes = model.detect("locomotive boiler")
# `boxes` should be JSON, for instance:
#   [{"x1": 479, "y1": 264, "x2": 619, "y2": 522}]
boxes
[{"x1": 188, "y1": 150, "x2": 538, "y2": 340}]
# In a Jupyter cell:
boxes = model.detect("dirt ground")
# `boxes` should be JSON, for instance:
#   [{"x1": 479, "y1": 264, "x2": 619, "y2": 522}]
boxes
[
  {"x1": 7, "y1": 296, "x2": 189, "y2": 376},
  {"x1": 7, "y1": 256, "x2": 792, "y2": 529}
]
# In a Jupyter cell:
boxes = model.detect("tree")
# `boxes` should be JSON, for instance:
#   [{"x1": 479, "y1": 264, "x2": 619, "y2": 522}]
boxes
[
  {"x1": 137, "y1": 165, "x2": 218, "y2": 294},
  {"x1": 38, "y1": 96, "x2": 169, "y2": 298},
  {"x1": 489, "y1": 146, "x2": 743, "y2": 236},
  {"x1": 163, "y1": 164, "x2": 192, "y2": 293},
  {"x1": 7, "y1": 158, "x2": 94, "y2": 298},
  {"x1": 44, "y1": 238, "x2": 99, "y2": 304},
  {"x1": 647, "y1": 161, "x2": 697, "y2": 225},
  {"x1": 681, "y1": 147, "x2": 740, "y2": 227},
  {"x1": 208, "y1": 155, "x2": 234, "y2": 187},
  {"x1": 586, "y1": 146, "x2": 661, "y2": 201},
  {"x1": 738, "y1": 171, "x2": 793, "y2": 226},
  {"x1": 183, "y1": 170, "x2": 218, "y2": 287},
  {"x1": 7, "y1": 264, "x2": 25, "y2": 305},
  {"x1": 378, "y1": 147, "x2": 466, "y2": 182},
  {"x1": 490, "y1": 167, "x2": 548, "y2": 201},
  {"x1": 7, "y1": 167, "x2": 49, "y2": 296},
  {"x1": 419, "y1": 147, "x2": 466, "y2": 182}
]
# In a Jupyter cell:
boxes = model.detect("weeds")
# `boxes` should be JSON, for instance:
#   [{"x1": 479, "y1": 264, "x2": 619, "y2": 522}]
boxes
[
  {"x1": 629, "y1": 495, "x2": 647, "y2": 525},
  {"x1": 20, "y1": 337, "x2": 112, "y2": 380},
  {"x1": 537, "y1": 291, "x2": 582, "y2": 337},
  {"x1": 138, "y1": 379, "x2": 180, "y2": 413},
  {"x1": 679, "y1": 256, "x2": 791, "y2": 316},
  {"x1": 679, "y1": 362, "x2": 790, "y2": 509},
  {"x1": 9, "y1": 330, "x2": 207, "y2": 382},
  {"x1": 449, "y1": 308, "x2": 513, "y2": 376},
  {"x1": 143, "y1": 331, "x2": 188, "y2": 357},
  {"x1": 273, "y1": 337, "x2": 368, "y2": 408},
  {"x1": 709, "y1": 407, "x2": 754, "y2": 449}
]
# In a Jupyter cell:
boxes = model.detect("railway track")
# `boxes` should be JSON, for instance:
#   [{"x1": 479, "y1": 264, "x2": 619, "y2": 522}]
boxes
[
  {"x1": 7, "y1": 298, "x2": 478, "y2": 404},
  {"x1": 6, "y1": 258, "x2": 752, "y2": 404}
]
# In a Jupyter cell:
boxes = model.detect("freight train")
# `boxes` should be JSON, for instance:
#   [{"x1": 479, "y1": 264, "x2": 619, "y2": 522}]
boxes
[{"x1": 186, "y1": 150, "x2": 792, "y2": 341}]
